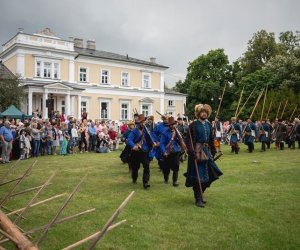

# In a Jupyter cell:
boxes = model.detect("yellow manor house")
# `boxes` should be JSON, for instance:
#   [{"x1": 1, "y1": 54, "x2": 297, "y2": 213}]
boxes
[{"x1": 0, "y1": 28, "x2": 186, "y2": 121}]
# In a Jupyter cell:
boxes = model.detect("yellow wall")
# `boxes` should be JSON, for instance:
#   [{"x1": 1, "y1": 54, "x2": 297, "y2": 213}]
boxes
[
  {"x1": 74, "y1": 61, "x2": 162, "y2": 89},
  {"x1": 60, "y1": 59, "x2": 69, "y2": 81},
  {"x1": 76, "y1": 93, "x2": 162, "y2": 121},
  {"x1": 25, "y1": 54, "x2": 35, "y2": 78},
  {"x1": 4, "y1": 55, "x2": 17, "y2": 74}
]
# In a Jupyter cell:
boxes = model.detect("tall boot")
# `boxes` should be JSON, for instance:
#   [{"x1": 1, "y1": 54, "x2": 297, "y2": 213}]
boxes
[
  {"x1": 231, "y1": 146, "x2": 234, "y2": 153},
  {"x1": 172, "y1": 171, "x2": 179, "y2": 187},
  {"x1": 193, "y1": 185, "x2": 205, "y2": 208}
]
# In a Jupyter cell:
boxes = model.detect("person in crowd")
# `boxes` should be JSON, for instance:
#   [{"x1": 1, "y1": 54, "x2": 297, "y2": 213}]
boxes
[
  {"x1": 79, "y1": 119, "x2": 88, "y2": 153},
  {"x1": 31, "y1": 123, "x2": 42, "y2": 157},
  {"x1": 70, "y1": 122, "x2": 78, "y2": 154},
  {"x1": 184, "y1": 104, "x2": 223, "y2": 208},
  {"x1": 160, "y1": 117, "x2": 185, "y2": 187},
  {"x1": 258, "y1": 119, "x2": 270, "y2": 152},
  {"x1": 227, "y1": 117, "x2": 242, "y2": 154},
  {"x1": 88, "y1": 121, "x2": 97, "y2": 152},
  {"x1": 108, "y1": 127, "x2": 119, "y2": 151},
  {"x1": 0, "y1": 121, "x2": 13, "y2": 163},
  {"x1": 243, "y1": 117, "x2": 258, "y2": 153},
  {"x1": 127, "y1": 114, "x2": 155, "y2": 189},
  {"x1": 120, "y1": 120, "x2": 135, "y2": 171}
]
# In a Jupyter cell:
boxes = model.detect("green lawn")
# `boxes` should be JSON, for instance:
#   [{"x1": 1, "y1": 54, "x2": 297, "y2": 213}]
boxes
[{"x1": 0, "y1": 144, "x2": 299, "y2": 250}]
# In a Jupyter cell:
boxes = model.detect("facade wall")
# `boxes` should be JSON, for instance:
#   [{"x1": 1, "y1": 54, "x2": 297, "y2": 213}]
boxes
[
  {"x1": 3, "y1": 55, "x2": 17, "y2": 74},
  {"x1": 24, "y1": 54, "x2": 35, "y2": 77}
]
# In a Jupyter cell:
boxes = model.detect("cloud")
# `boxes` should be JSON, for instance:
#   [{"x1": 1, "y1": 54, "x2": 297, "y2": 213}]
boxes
[{"x1": 0, "y1": 0, "x2": 299, "y2": 86}]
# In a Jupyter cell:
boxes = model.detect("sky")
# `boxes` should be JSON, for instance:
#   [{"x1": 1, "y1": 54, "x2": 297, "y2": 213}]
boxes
[{"x1": 0, "y1": 0, "x2": 299, "y2": 86}]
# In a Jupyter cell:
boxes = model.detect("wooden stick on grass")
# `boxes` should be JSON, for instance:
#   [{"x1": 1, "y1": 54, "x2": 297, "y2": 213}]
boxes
[{"x1": 87, "y1": 191, "x2": 135, "y2": 250}]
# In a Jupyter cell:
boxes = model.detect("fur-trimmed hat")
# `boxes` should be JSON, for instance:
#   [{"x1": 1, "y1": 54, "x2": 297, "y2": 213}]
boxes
[
  {"x1": 294, "y1": 118, "x2": 299, "y2": 124},
  {"x1": 231, "y1": 117, "x2": 237, "y2": 122},
  {"x1": 127, "y1": 120, "x2": 135, "y2": 126},
  {"x1": 194, "y1": 104, "x2": 212, "y2": 118}
]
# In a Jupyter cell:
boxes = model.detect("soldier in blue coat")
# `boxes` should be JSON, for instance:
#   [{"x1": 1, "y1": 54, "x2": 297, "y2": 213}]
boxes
[
  {"x1": 243, "y1": 118, "x2": 258, "y2": 153},
  {"x1": 120, "y1": 120, "x2": 135, "y2": 171},
  {"x1": 127, "y1": 114, "x2": 155, "y2": 189},
  {"x1": 152, "y1": 114, "x2": 169, "y2": 171},
  {"x1": 228, "y1": 117, "x2": 242, "y2": 154},
  {"x1": 160, "y1": 117, "x2": 185, "y2": 186},
  {"x1": 258, "y1": 119, "x2": 270, "y2": 152},
  {"x1": 184, "y1": 104, "x2": 223, "y2": 208}
]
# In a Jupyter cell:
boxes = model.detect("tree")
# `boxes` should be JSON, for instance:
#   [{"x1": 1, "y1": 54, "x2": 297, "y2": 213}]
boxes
[
  {"x1": 240, "y1": 30, "x2": 278, "y2": 74},
  {"x1": 0, "y1": 72, "x2": 25, "y2": 112},
  {"x1": 184, "y1": 49, "x2": 233, "y2": 119}
]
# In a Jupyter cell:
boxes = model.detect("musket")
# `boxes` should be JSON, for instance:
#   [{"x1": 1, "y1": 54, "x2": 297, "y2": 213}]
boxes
[
  {"x1": 184, "y1": 104, "x2": 204, "y2": 201},
  {"x1": 280, "y1": 100, "x2": 288, "y2": 119},
  {"x1": 214, "y1": 152, "x2": 223, "y2": 161},
  {"x1": 143, "y1": 124, "x2": 156, "y2": 146},
  {"x1": 216, "y1": 83, "x2": 227, "y2": 118}
]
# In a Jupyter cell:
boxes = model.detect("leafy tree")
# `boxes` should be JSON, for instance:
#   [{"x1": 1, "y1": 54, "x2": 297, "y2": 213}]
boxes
[
  {"x1": 240, "y1": 30, "x2": 278, "y2": 74},
  {"x1": 278, "y1": 30, "x2": 300, "y2": 55},
  {"x1": 0, "y1": 73, "x2": 25, "y2": 112}
]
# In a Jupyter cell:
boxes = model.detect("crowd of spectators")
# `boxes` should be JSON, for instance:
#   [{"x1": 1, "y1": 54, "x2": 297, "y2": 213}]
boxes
[{"x1": 0, "y1": 112, "x2": 125, "y2": 163}]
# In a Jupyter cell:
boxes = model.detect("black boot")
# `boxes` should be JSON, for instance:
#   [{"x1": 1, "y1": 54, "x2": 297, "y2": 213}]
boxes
[
  {"x1": 172, "y1": 171, "x2": 179, "y2": 187},
  {"x1": 193, "y1": 185, "x2": 205, "y2": 208}
]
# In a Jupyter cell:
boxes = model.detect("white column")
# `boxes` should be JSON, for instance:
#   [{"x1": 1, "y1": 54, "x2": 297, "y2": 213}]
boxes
[
  {"x1": 43, "y1": 90, "x2": 48, "y2": 119},
  {"x1": 77, "y1": 95, "x2": 81, "y2": 119},
  {"x1": 16, "y1": 53, "x2": 25, "y2": 78},
  {"x1": 160, "y1": 93, "x2": 164, "y2": 115},
  {"x1": 65, "y1": 93, "x2": 71, "y2": 117},
  {"x1": 28, "y1": 90, "x2": 33, "y2": 115},
  {"x1": 69, "y1": 59, "x2": 75, "y2": 83},
  {"x1": 70, "y1": 96, "x2": 75, "y2": 116}
]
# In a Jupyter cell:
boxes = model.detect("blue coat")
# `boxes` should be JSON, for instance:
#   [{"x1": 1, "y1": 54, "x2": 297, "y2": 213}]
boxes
[
  {"x1": 184, "y1": 120, "x2": 222, "y2": 187},
  {"x1": 127, "y1": 126, "x2": 153, "y2": 153},
  {"x1": 244, "y1": 123, "x2": 257, "y2": 143},
  {"x1": 160, "y1": 127, "x2": 181, "y2": 155},
  {"x1": 228, "y1": 123, "x2": 242, "y2": 143},
  {"x1": 259, "y1": 123, "x2": 270, "y2": 142},
  {"x1": 152, "y1": 122, "x2": 169, "y2": 160}
]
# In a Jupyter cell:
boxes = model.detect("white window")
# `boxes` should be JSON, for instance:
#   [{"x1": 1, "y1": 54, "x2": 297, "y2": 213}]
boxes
[
  {"x1": 141, "y1": 104, "x2": 151, "y2": 117},
  {"x1": 101, "y1": 70, "x2": 109, "y2": 84},
  {"x1": 53, "y1": 63, "x2": 59, "y2": 79},
  {"x1": 61, "y1": 100, "x2": 65, "y2": 115},
  {"x1": 142, "y1": 73, "x2": 151, "y2": 88},
  {"x1": 79, "y1": 67, "x2": 87, "y2": 82},
  {"x1": 43, "y1": 62, "x2": 51, "y2": 78},
  {"x1": 121, "y1": 103, "x2": 129, "y2": 120},
  {"x1": 36, "y1": 61, "x2": 41, "y2": 77},
  {"x1": 168, "y1": 100, "x2": 175, "y2": 107},
  {"x1": 81, "y1": 101, "x2": 87, "y2": 113},
  {"x1": 100, "y1": 101, "x2": 109, "y2": 119},
  {"x1": 121, "y1": 72, "x2": 129, "y2": 86},
  {"x1": 35, "y1": 60, "x2": 60, "y2": 79}
]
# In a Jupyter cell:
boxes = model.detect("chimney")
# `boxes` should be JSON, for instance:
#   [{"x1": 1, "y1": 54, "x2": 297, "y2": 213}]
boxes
[
  {"x1": 150, "y1": 57, "x2": 156, "y2": 64},
  {"x1": 74, "y1": 38, "x2": 83, "y2": 48},
  {"x1": 87, "y1": 40, "x2": 96, "y2": 50}
]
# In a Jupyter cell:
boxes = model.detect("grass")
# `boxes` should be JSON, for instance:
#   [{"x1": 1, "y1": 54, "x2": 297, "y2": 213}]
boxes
[{"x1": 0, "y1": 144, "x2": 299, "y2": 250}]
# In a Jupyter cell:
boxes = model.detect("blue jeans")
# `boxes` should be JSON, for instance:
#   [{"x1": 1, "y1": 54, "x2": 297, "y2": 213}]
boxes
[
  {"x1": 47, "y1": 140, "x2": 53, "y2": 155},
  {"x1": 34, "y1": 140, "x2": 40, "y2": 157},
  {"x1": 59, "y1": 140, "x2": 64, "y2": 155}
]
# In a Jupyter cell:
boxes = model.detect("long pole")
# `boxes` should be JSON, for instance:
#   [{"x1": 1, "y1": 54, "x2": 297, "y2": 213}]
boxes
[
  {"x1": 265, "y1": 100, "x2": 273, "y2": 120},
  {"x1": 235, "y1": 84, "x2": 244, "y2": 117},
  {"x1": 250, "y1": 88, "x2": 265, "y2": 119},
  {"x1": 87, "y1": 191, "x2": 135, "y2": 250},
  {"x1": 63, "y1": 220, "x2": 127, "y2": 250},
  {"x1": 216, "y1": 83, "x2": 227, "y2": 117},
  {"x1": 236, "y1": 86, "x2": 257, "y2": 117},
  {"x1": 36, "y1": 176, "x2": 86, "y2": 246},
  {"x1": 289, "y1": 105, "x2": 298, "y2": 121},
  {"x1": 184, "y1": 104, "x2": 203, "y2": 201},
  {"x1": 280, "y1": 100, "x2": 288, "y2": 119},
  {"x1": 260, "y1": 84, "x2": 268, "y2": 120},
  {"x1": 275, "y1": 102, "x2": 282, "y2": 119}
]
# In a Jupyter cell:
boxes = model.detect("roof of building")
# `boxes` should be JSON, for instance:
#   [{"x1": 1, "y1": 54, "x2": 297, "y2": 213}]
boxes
[
  {"x1": 0, "y1": 61, "x2": 16, "y2": 79},
  {"x1": 74, "y1": 47, "x2": 169, "y2": 69},
  {"x1": 164, "y1": 88, "x2": 187, "y2": 96}
]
